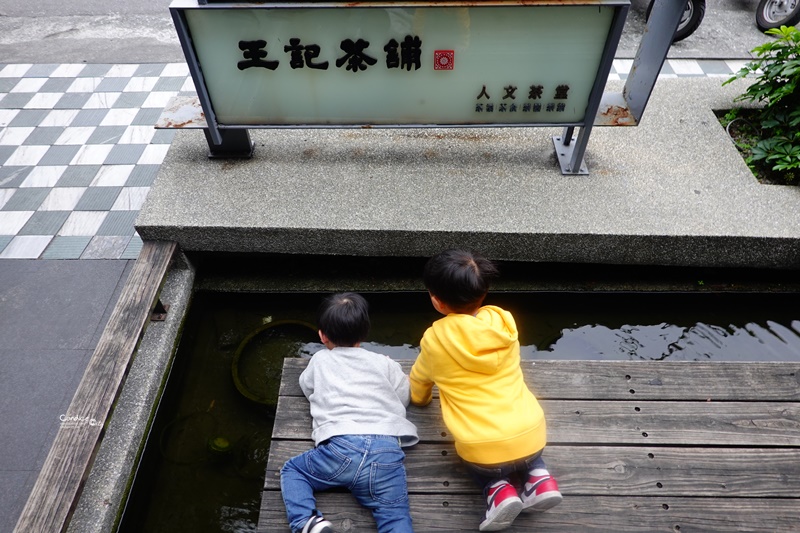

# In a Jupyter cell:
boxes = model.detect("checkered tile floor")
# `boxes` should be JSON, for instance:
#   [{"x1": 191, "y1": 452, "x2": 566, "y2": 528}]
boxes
[{"x1": 0, "y1": 59, "x2": 751, "y2": 259}]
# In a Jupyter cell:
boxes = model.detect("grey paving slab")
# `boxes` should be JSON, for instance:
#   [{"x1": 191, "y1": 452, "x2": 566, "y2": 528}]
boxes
[
  {"x1": 39, "y1": 78, "x2": 75, "y2": 93},
  {"x1": 22, "y1": 127, "x2": 66, "y2": 146},
  {"x1": 0, "y1": 166, "x2": 31, "y2": 188},
  {"x1": 97, "y1": 210, "x2": 137, "y2": 236},
  {"x1": 54, "y1": 93, "x2": 92, "y2": 110},
  {"x1": 7, "y1": 109, "x2": 49, "y2": 127},
  {"x1": 104, "y1": 144, "x2": 146, "y2": 165},
  {"x1": 0, "y1": 471, "x2": 34, "y2": 533},
  {"x1": 18, "y1": 211, "x2": 70, "y2": 236},
  {"x1": 55, "y1": 166, "x2": 101, "y2": 187},
  {"x1": 0, "y1": 236, "x2": 11, "y2": 253},
  {"x1": 0, "y1": 146, "x2": 15, "y2": 166},
  {"x1": 0, "y1": 259, "x2": 129, "y2": 351},
  {"x1": 96, "y1": 77, "x2": 129, "y2": 92},
  {"x1": 0, "y1": 93, "x2": 33, "y2": 108},
  {"x1": 86, "y1": 126, "x2": 127, "y2": 145},
  {"x1": 1, "y1": 188, "x2": 48, "y2": 211},
  {"x1": 113, "y1": 92, "x2": 149, "y2": 109},
  {"x1": 70, "y1": 109, "x2": 109, "y2": 127},
  {"x1": 75, "y1": 187, "x2": 121, "y2": 211},
  {"x1": 125, "y1": 164, "x2": 160, "y2": 186},
  {"x1": 120, "y1": 234, "x2": 143, "y2": 259},
  {"x1": 41, "y1": 236, "x2": 92, "y2": 259},
  {"x1": 39, "y1": 145, "x2": 81, "y2": 166},
  {"x1": 25, "y1": 65, "x2": 59, "y2": 77},
  {"x1": 131, "y1": 108, "x2": 162, "y2": 126},
  {"x1": 0, "y1": 348, "x2": 91, "y2": 470},
  {"x1": 133, "y1": 64, "x2": 167, "y2": 77},
  {"x1": 153, "y1": 77, "x2": 185, "y2": 91}
]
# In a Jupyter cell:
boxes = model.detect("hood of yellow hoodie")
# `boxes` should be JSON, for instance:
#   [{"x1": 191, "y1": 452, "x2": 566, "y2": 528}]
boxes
[{"x1": 428, "y1": 305, "x2": 519, "y2": 375}]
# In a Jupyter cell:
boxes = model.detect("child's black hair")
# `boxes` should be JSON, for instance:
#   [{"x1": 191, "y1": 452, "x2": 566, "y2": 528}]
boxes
[
  {"x1": 317, "y1": 292, "x2": 370, "y2": 347},
  {"x1": 423, "y1": 249, "x2": 499, "y2": 313}
]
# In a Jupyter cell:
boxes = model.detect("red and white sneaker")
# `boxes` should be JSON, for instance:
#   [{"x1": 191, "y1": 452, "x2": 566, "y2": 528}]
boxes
[
  {"x1": 520, "y1": 471, "x2": 563, "y2": 512},
  {"x1": 478, "y1": 480, "x2": 523, "y2": 531}
]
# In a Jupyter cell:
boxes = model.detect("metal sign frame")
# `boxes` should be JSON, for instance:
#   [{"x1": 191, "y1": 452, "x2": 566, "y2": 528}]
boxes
[{"x1": 167, "y1": 0, "x2": 685, "y2": 174}]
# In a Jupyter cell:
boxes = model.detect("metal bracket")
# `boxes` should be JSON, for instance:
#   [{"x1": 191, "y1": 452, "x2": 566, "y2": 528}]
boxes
[
  {"x1": 203, "y1": 129, "x2": 255, "y2": 159},
  {"x1": 151, "y1": 299, "x2": 170, "y2": 322},
  {"x1": 553, "y1": 130, "x2": 589, "y2": 175}
]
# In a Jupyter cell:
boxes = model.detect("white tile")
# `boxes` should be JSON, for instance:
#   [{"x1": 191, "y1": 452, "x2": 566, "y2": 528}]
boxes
[
  {"x1": 39, "y1": 187, "x2": 86, "y2": 211},
  {"x1": 50, "y1": 64, "x2": 87, "y2": 77},
  {"x1": 0, "y1": 64, "x2": 32, "y2": 77},
  {"x1": 100, "y1": 108, "x2": 139, "y2": 126},
  {"x1": 162, "y1": 63, "x2": 189, "y2": 77},
  {"x1": 91, "y1": 164, "x2": 134, "y2": 186},
  {"x1": 0, "y1": 190, "x2": 16, "y2": 210},
  {"x1": 111, "y1": 187, "x2": 150, "y2": 211},
  {"x1": 67, "y1": 77, "x2": 104, "y2": 93},
  {"x1": 124, "y1": 77, "x2": 159, "y2": 92},
  {"x1": 142, "y1": 91, "x2": 178, "y2": 109},
  {"x1": 106, "y1": 65, "x2": 139, "y2": 77},
  {"x1": 138, "y1": 144, "x2": 171, "y2": 165},
  {"x1": 4, "y1": 145, "x2": 49, "y2": 166},
  {"x1": 10, "y1": 78, "x2": 47, "y2": 93},
  {"x1": 613, "y1": 59, "x2": 634, "y2": 75},
  {"x1": 0, "y1": 236, "x2": 52, "y2": 259},
  {"x1": 725, "y1": 60, "x2": 752, "y2": 75},
  {"x1": 70, "y1": 144, "x2": 114, "y2": 165},
  {"x1": 0, "y1": 127, "x2": 34, "y2": 146},
  {"x1": 0, "y1": 109, "x2": 20, "y2": 127},
  {"x1": 0, "y1": 211, "x2": 34, "y2": 235},
  {"x1": 606, "y1": 73, "x2": 621, "y2": 81},
  {"x1": 82, "y1": 92, "x2": 121, "y2": 109},
  {"x1": 20, "y1": 166, "x2": 67, "y2": 188},
  {"x1": 23, "y1": 93, "x2": 62, "y2": 109},
  {"x1": 180, "y1": 77, "x2": 196, "y2": 93},
  {"x1": 118, "y1": 125, "x2": 156, "y2": 144},
  {"x1": 657, "y1": 73, "x2": 679, "y2": 79},
  {"x1": 54, "y1": 127, "x2": 96, "y2": 145},
  {"x1": 40, "y1": 109, "x2": 80, "y2": 127},
  {"x1": 667, "y1": 59, "x2": 705, "y2": 76},
  {"x1": 58, "y1": 211, "x2": 107, "y2": 236}
]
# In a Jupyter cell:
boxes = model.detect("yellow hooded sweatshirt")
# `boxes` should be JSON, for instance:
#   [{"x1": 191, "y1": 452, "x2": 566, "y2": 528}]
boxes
[{"x1": 409, "y1": 305, "x2": 546, "y2": 464}]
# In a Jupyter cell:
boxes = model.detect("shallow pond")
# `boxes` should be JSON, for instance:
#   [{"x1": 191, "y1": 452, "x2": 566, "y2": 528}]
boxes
[{"x1": 118, "y1": 289, "x2": 800, "y2": 532}]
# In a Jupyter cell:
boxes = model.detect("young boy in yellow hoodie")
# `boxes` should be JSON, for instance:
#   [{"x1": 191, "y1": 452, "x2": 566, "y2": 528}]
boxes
[{"x1": 409, "y1": 249, "x2": 562, "y2": 531}]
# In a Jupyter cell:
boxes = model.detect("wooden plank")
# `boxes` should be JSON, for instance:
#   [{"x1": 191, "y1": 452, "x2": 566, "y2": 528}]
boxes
[
  {"x1": 272, "y1": 396, "x2": 800, "y2": 446},
  {"x1": 13, "y1": 241, "x2": 177, "y2": 533},
  {"x1": 265, "y1": 441, "x2": 800, "y2": 498},
  {"x1": 258, "y1": 492, "x2": 800, "y2": 532},
  {"x1": 279, "y1": 358, "x2": 800, "y2": 401}
]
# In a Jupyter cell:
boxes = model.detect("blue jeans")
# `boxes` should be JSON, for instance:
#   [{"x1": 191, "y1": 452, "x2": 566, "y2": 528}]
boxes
[
  {"x1": 280, "y1": 435, "x2": 413, "y2": 533},
  {"x1": 463, "y1": 451, "x2": 548, "y2": 496}
]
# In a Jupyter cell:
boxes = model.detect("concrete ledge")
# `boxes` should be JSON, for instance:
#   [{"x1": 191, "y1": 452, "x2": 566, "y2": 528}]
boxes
[
  {"x1": 67, "y1": 261, "x2": 195, "y2": 533},
  {"x1": 136, "y1": 78, "x2": 800, "y2": 268}
]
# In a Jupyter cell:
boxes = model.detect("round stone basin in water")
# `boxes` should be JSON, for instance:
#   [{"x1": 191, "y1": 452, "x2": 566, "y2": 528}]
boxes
[{"x1": 119, "y1": 289, "x2": 800, "y2": 533}]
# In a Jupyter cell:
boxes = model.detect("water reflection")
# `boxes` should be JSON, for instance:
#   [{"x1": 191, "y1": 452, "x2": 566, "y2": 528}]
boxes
[{"x1": 538, "y1": 320, "x2": 800, "y2": 361}]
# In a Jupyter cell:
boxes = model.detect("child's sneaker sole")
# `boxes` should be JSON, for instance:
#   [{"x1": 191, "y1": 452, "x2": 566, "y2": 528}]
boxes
[
  {"x1": 522, "y1": 490, "x2": 563, "y2": 512},
  {"x1": 478, "y1": 497, "x2": 523, "y2": 531}
]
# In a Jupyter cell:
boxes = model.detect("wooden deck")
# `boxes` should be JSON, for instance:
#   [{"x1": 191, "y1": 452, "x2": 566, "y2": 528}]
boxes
[{"x1": 259, "y1": 358, "x2": 800, "y2": 532}]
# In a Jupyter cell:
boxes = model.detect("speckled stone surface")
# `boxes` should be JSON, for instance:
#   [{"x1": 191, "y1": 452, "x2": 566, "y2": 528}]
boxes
[{"x1": 136, "y1": 77, "x2": 800, "y2": 268}]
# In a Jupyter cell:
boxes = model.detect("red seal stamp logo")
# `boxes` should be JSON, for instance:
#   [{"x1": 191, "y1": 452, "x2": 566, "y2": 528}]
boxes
[{"x1": 433, "y1": 50, "x2": 454, "y2": 70}]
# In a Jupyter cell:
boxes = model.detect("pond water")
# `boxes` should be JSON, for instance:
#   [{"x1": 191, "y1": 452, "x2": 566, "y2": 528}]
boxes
[{"x1": 118, "y1": 289, "x2": 800, "y2": 532}]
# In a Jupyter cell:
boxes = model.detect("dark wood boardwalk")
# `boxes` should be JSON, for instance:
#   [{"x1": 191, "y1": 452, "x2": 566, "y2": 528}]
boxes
[{"x1": 259, "y1": 359, "x2": 800, "y2": 532}]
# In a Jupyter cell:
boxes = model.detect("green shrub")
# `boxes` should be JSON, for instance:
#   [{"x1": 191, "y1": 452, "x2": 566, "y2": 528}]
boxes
[{"x1": 724, "y1": 25, "x2": 800, "y2": 182}]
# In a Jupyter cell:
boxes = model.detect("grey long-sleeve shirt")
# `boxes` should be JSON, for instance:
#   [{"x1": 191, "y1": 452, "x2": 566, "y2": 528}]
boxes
[{"x1": 299, "y1": 346, "x2": 419, "y2": 447}]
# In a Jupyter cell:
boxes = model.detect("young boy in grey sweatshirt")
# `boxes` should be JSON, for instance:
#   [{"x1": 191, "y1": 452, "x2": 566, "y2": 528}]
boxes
[{"x1": 280, "y1": 293, "x2": 419, "y2": 533}]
